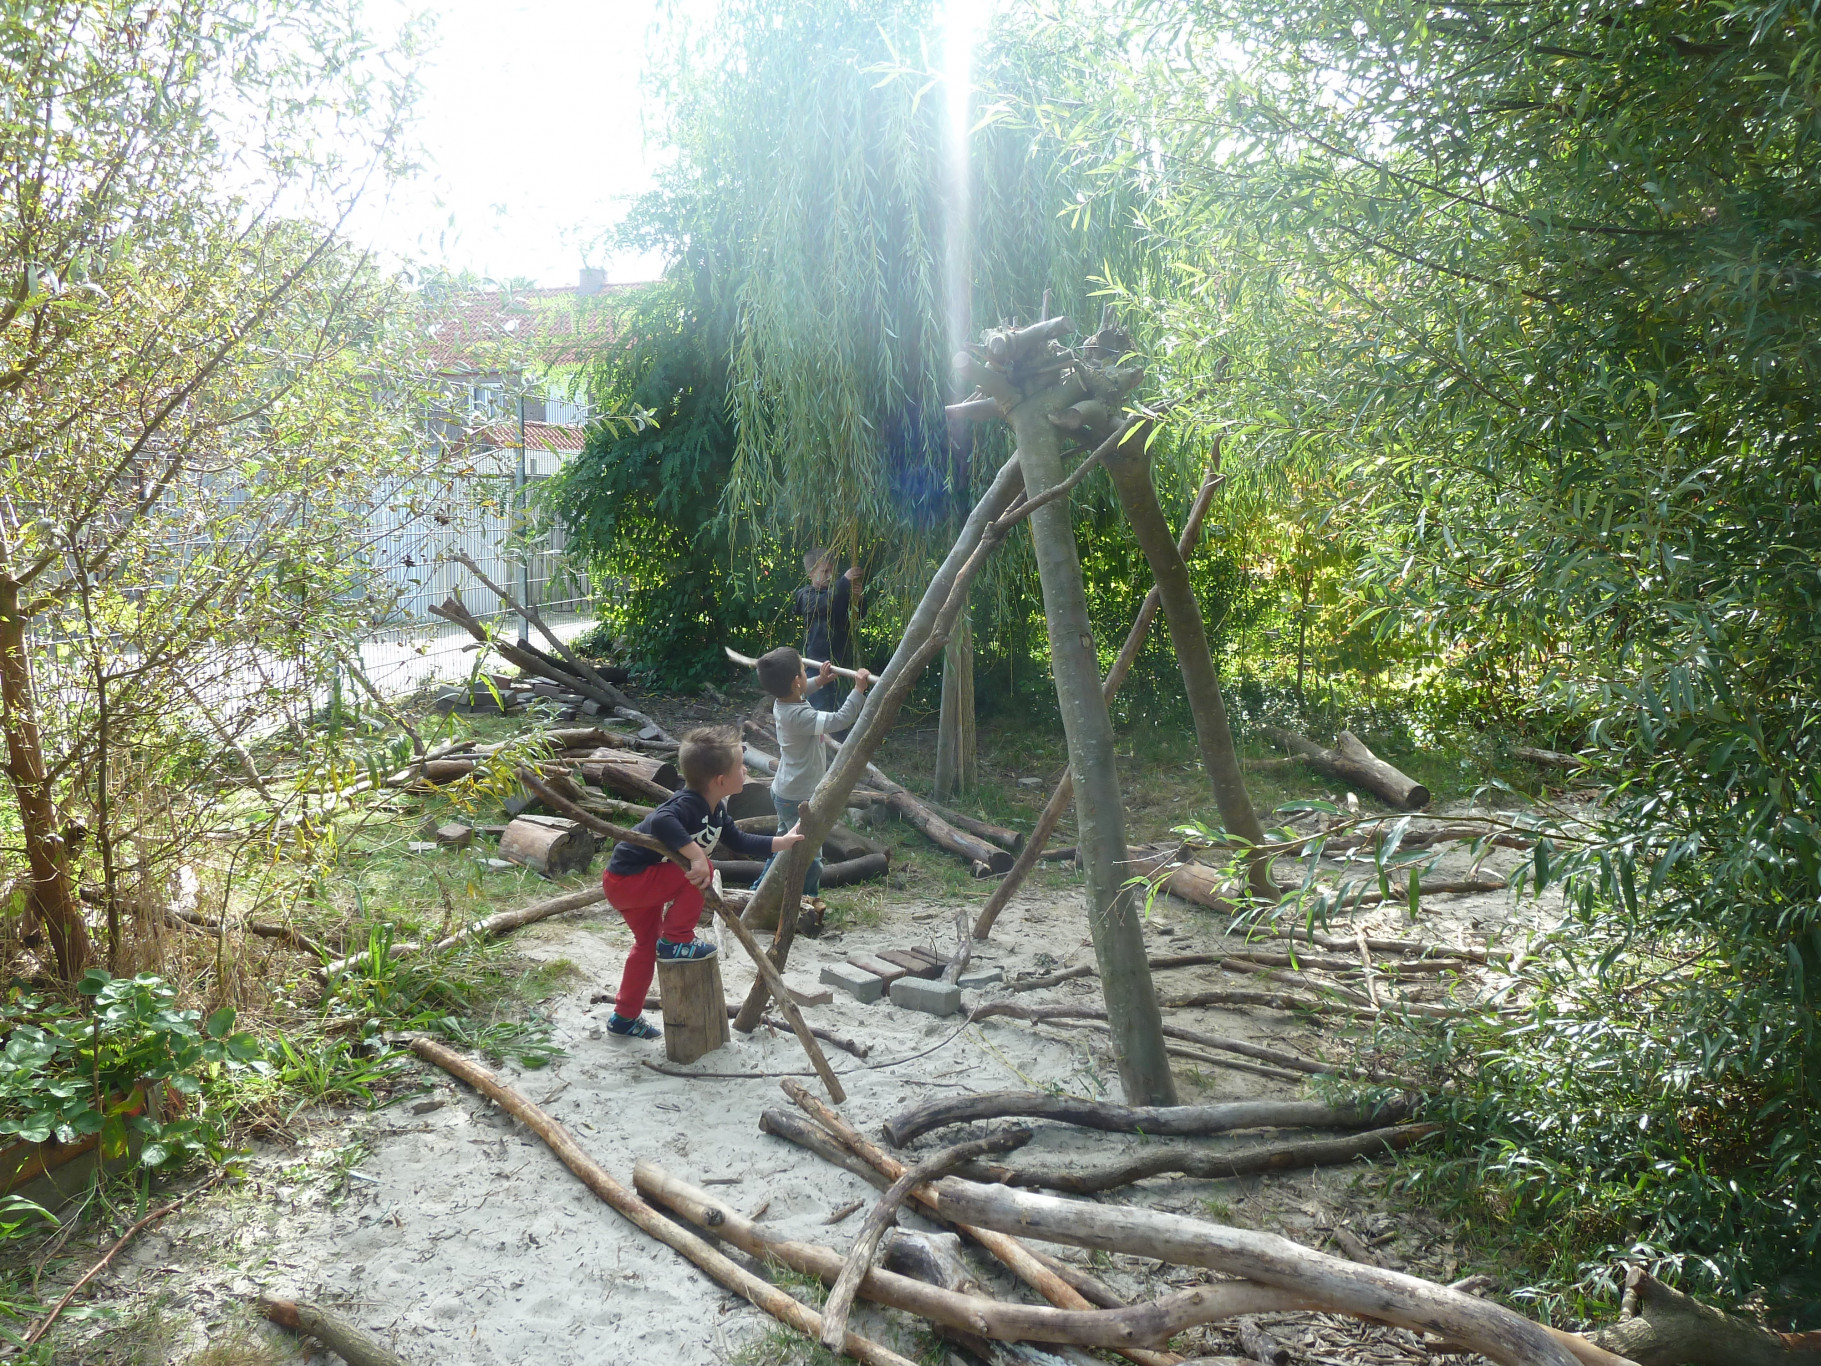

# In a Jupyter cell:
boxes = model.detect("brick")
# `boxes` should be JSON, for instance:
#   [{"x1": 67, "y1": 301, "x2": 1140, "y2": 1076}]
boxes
[
  {"x1": 890, "y1": 976, "x2": 961, "y2": 1017},
  {"x1": 847, "y1": 953, "x2": 908, "y2": 986},
  {"x1": 879, "y1": 949, "x2": 942, "y2": 980},
  {"x1": 786, "y1": 978, "x2": 833, "y2": 1007},
  {"x1": 956, "y1": 966, "x2": 1004, "y2": 990},
  {"x1": 820, "y1": 962, "x2": 885, "y2": 1004}
]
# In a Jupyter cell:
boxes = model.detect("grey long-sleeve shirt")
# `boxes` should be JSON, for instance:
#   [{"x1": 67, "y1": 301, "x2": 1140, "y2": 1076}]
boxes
[{"x1": 771, "y1": 687, "x2": 866, "y2": 802}]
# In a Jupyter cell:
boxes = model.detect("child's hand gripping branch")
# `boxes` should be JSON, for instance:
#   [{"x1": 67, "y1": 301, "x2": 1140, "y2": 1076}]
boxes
[{"x1": 598, "y1": 726, "x2": 787, "y2": 1040}]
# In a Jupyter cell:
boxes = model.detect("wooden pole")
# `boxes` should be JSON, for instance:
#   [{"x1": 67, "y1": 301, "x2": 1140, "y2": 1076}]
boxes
[
  {"x1": 730, "y1": 456, "x2": 1029, "y2": 1030},
  {"x1": 975, "y1": 460, "x2": 1224, "y2": 939},
  {"x1": 1103, "y1": 428, "x2": 1275, "y2": 898},
  {"x1": 257, "y1": 1297, "x2": 414, "y2": 1366},
  {"x1": 1008, "y1": 347, "x2": 1174, "y2": 1106},
  {"x1": 408, "y1": 1040, "x2": 913, "y2": 1366}
]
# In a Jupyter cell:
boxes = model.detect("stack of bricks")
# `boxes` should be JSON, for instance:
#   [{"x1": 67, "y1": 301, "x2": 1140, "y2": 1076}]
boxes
[{"x1": 818, "y1": 948, "x2": 1005, "y2": 1016}]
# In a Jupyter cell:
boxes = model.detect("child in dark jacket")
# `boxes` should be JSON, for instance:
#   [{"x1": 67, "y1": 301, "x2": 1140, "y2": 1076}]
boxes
[{"x1": 600, "y1": 726, "x2": 803, "y2": 1039}]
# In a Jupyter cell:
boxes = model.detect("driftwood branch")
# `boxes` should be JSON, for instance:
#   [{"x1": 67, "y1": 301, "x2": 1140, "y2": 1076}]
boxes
[
  {"x1": 320, "y1": 884, "x2": 604, "y2": 980},
  {"x1": 778, "y1": 1080, "x2": 1180, "y2": 1366},
  {"x1": 931, "y1": 1179, "x2": 1595, "y2": 1366},
  {"x1": 1587, "y1": 1265, "x2": 1821, "y2": 1366},
  {"x1": 820, "y1": 1129, "x2": 1034, "y2": 1350},
  {"x1": 408, "y1": 1039, "x2": 914, "y2": 1366},
  {"x1": 257, "y1": 1297, "x2": 414, "y2": 1366},
  {"x1": 953, "y1": 1123, "x2": 1439, "y2": 1195},
  {"x1": 637, "y1": 1161, "x2": 1295, "y2": 1353},
  {"x1": 883, "y1": 1091, "x2": 1406, "y2": 1148},
  {"x1": 450, "y1": 550, "x2": 633, "y2": 710}
]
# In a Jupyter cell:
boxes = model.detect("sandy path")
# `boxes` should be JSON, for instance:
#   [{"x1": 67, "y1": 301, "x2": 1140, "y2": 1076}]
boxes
[{"x1": 78, "y1": 818, "x2": 1551, "y2": 1364}]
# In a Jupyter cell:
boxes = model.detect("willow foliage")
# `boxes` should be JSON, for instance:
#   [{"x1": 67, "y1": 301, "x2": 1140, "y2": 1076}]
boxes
[{"x1": 1049, "y1": 0, "x2": 1821, "y2": 1308}]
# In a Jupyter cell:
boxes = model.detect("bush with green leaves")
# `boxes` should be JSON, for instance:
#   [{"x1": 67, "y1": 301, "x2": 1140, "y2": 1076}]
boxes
[{"x1": 0, "y1": 972, "x2": 260, "y2": 1176}]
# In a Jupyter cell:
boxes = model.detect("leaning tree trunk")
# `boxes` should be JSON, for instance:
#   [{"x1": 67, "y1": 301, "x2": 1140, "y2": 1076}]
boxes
[
  {"x1": 933, "y1": 612, "x2": 976, "y2": 801},
  {"x1": 730, "y1": 457, "x2": 1029, "y2": 1032},
  {"x1": 1010, "y1": 382, "x2": 1176, "y2": 1106},
  {"x1": 1104, "y1": 434, "x2": 1276, "y2": 900},
  {"x1": 0, "y1": 573, "x2": 91, "y2": 978}
]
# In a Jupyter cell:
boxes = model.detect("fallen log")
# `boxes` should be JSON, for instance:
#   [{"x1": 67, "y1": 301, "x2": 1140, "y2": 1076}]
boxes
[
  {"x1": 163, "y1": 908, "x2": 329, "y2": 960},
  {"x1": 1252, "y1": 925, "x2": 1511, "y2": 964},
  {"x1": 883, "y1": 1091, "x2": 1405, "y2": 1148},
  {"x1": 821, "y1": 1130, "x2": 1035, "y2": 1350},
  {"x1": 429, "y1": 594, "x2": 632, "y2": 715},
  {"x1": 408, "y1": 1040, "x2": 913, "y2": 1366},
  {"x1": 1262, "y1": 727, "x2": 1429, "y2": 811},
  {"x1": 779, "y1": 1080, "x2": 1180, "y2": 1366},
  {"x1": 974, "y1": 1003, "x2": 1422, "y2": 1088},
  {"x1": 883, "y1": 786, "x2": 1014, "y2": 874},
  {"x1": 637, "y1": 1160, "x2": 1285, "y2": 1354},
  {"x1": 498, "y1": 815, "x2": 598, "y2": 877},
  {"x1": 448, "y1": 553, "x2": 637, "y2": 711},
  {"x1": 930, "y1": 1179, "x2": 1591, "y2": 1366},
  {"x1": 952, "y1": 1124, "x2": 1439, "y2": 1195},
  {"x1": 928, "y1": 804, "x2": 1023, "y2": 853},
  {"x1": 1514, "y1": 745, "x2": 1585, "y2": 771},
  {"x1": 1008, "y1": 964, "x2": 1098, "y2": 992},
  {"x1": 884, "y1": 1230, "x2": 1109, "y2": 1366},
  {"x1": 1588, "y1": 1264, "x2": 1821, "y2": 1366},
  {"x1": 713, "y1": 852, "x2": 889, "y2": 889},
  {"x1": 319, "y1": 884, "x2": 605, "y2": 980},
  {"x1": 583, "y1": 755, "x2": 675, "y2": 805},
  {"x1": 257, "y1": 1297, "x2": 413, "y2": 1366}
]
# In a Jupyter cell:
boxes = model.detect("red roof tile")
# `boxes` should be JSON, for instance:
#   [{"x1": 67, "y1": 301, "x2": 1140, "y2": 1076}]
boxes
[
  {"x1": 467, "y1": 419, "x2": 588, "y2": 455},
  {"x1": 423, "y1": 283, "x2": 643, "y2": 373}
]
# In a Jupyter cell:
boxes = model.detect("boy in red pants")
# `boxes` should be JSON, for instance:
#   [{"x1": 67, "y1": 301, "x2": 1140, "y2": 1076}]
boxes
[{"x1": 600, "y1": 726, "x2": 803, "y2": 1039}]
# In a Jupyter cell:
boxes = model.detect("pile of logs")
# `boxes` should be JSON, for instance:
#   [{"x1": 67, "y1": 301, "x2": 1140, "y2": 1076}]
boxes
[{"x1": 414, "y1": 1038, "x2": 1783, "y2": 1366}]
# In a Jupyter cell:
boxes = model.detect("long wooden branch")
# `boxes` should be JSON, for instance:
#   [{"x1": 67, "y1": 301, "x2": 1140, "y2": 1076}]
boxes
[
  {"x1": 952, "y1": 1124, "x2": 1439, "y2": 1195},
  {"x1": 779, "y1": 1080, "x2": 1181, "y2": 1366},
  {"x1": 638, "y1": 1160, "x2": 1309, "y2": 1351},
  {"x1": 731, "y1": 456, "x2": 1029, "y2": 1030},
  {"x1": 930, "y1": 1179, "x2": 1600, "y2": 1366},
  {"x1": 320, "y1": 883, "x2": 604, "y2": 980},
  {"x1": 257, "y1": 1297, "x2": 413, "y2": 1366},
  {"x1": 451, "y1": 550, "x2": 633, "y2": 709},
  {"x1": 883, "y1": 1091, "x2": 1403, "y2": 1148},
  {"x1": 976, "y1": 458, "x2": 1225, "y2": 939},
  {"x1": 820, "y1": 1130, "x2": 1034, "y2": 1350},
  {"x1": 517, "y1": 769, "x2": 845, "y2": 1101},
  {"x1": 408, "y1": 1040, "x2": 912, "y2": 1366}
]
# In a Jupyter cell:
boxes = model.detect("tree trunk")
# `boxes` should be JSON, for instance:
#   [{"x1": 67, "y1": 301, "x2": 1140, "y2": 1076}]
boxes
[
  {"x1": 0, "y1": 574, "x2": 91, "y2": 978},
  {"x1": 1104, "y1": 436, "x2": 1274, "y2": 899},
  {"x1": 1010, "y1": 397, "x2": 1175, "y2": 1106},
  {"x1": 934, "y1": 612, "x2": 976, "y2": 800}
]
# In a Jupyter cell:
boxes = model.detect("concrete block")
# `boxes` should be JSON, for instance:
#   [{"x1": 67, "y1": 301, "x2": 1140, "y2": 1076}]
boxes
[
  {"x1": 956, "y1": 966, "x2": 1004, "y2": 990},
  {"x1": 406, "y1": 841, "x2": 439, "y2": 855},
  {"x1": 435, "y1": 823, "x2": 474, "y2": 849},
  {"x1": 820, "y1": 962, "x2": 885, "y2": 1004},
  {"x1": 786, "y1": 977, "x2": 833, "y2": 1007},
  {"x1": 890, "y1": 976, "x2": 961, "y2": 1017}
]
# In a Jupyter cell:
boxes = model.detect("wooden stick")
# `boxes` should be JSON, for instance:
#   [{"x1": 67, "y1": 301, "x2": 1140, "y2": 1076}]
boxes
[
  {"x1": 257, "y1": 1297, "x2": 414, "y2": 1366},
  {"x1": 883, "y1": 1091, "x2": 1405, "y2": 1148},
  {"x1": 976, "y1": 458, "x2": 1226, "y2": 939},
  {"x1": 931, "y1": 1179, "x2": 1588, "y2": 1366},
  {"x1": 973, "y1": 1002, "x2": 1423, "y2": 1088},
  {"x1": 637, "y1": 1161, "x2": 1300, "y2": 1352},
  {"x1": 408, "y1": 1039, "x2": 913, "y2": 1366},
  {"x1": 450, "y1": 553, "x2": 634, "y2": 710},
  {"x1": 1008, "y1": 964, "x2": 1098, "y2": 992},
  {"x1": 24, "y1": 1172, "x2": 226, "y2": 1346},
  {"x1": 820, "y1": 1130, "x2": 1034, "y2": 1350},
  {"x1": 163, "y1": 908, "x2": 329, "y2": 960},
  {"x1": 517, "y1": 769, "x2": 846, "y2": 1101},
  {"x1": 727, "y1": 644, "x2": 863, "y2": 684},
  {"x1": 954, "y1": 1124, "x2": 1440, "y2": 1195},
  {"x1": 780, "y1": 1080, "x2": 1182, "y2": 1366},
  {"x1": 320, "y1": 884, "x2": 604, "y2": 980}
]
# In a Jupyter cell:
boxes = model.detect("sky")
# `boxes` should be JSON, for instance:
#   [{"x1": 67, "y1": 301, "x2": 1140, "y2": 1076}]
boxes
[{"x1": 354, "y1": 0, "x2": 681, "y2": 288}]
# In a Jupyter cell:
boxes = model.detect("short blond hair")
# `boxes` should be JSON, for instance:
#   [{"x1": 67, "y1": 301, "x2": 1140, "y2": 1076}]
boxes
[{"x1": 678, "y1": 726, "x2": 743, "y2": 790}]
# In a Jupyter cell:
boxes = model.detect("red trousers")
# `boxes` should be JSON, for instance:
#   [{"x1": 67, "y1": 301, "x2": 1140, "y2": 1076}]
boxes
[{"x1": 602, "y1": 862, "x2": 704, "y2": 1019}]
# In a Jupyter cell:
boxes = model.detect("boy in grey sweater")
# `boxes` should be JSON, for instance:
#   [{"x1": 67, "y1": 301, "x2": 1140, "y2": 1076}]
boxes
[{"x1": 754, "y1": 646, "x2": 871, "y2": 894}]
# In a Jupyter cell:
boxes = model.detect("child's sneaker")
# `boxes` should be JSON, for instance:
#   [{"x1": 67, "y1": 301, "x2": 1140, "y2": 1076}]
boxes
[
  {"x1": 606, "y1": 1012, "x2": 662, "y2": 1039},
  {"x1": 655, "y1": 938, "x2": 717, "y2": 961}
]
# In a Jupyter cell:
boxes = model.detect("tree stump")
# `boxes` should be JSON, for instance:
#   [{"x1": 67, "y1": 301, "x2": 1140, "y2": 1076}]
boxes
[
  {"x1": 498, "y1": 816, "x2": 597, "y2": 877},
  {"x1": 656, "y1": 953, "x2": 731, "y2": 1063}
]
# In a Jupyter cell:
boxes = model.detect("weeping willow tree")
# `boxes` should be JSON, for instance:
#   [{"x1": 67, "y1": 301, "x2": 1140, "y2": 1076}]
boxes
[{"x1": 557, "y1": 0, "x2": 1151, "y2": 786}]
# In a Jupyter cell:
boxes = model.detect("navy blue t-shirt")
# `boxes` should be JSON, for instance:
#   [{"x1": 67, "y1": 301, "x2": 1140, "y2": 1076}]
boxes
[
  {"x1": 606, "y1": 787, "x2": 774, "y2": 876},
  {"x1": 794, "y1": 575, "x2": 854, "y2": 666}
]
